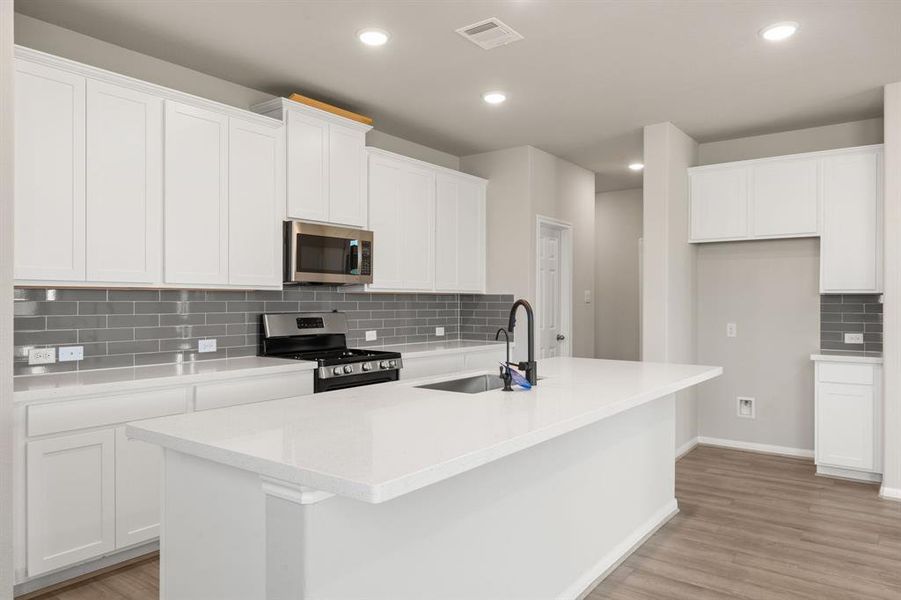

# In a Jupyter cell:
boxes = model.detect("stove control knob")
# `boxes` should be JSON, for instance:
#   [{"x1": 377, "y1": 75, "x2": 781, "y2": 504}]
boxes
[
  {"x1": 389, "y1": 360, "x2": 397, "y2": 368},
  {"x1": 379, "y1": 361, "x2": 388, "y2": 369},
  {"x1": 332, "y1": 367, "x2": 342, "y2": 376},
  {"x1": 343, "y1": 365, "x2": 353, "y2": 374},
  {"x1": 362, "y1": 363, "x2": 372, "y2": 371}
]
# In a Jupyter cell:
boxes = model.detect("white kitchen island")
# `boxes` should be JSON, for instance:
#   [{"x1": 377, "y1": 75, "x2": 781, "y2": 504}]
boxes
[{"x1": 128, "y1": 357, "x2": 720, "y2": 600}]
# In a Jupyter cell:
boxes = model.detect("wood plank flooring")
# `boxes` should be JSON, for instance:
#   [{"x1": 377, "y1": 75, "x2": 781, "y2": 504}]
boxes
[{"x1": 26, "y1": 446, "x2": 901, "y2": 600}]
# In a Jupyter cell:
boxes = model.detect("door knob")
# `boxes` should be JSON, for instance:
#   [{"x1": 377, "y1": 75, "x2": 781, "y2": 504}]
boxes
[{"x1": 556, "y1": 334, "x2": 566, "y2": 341}]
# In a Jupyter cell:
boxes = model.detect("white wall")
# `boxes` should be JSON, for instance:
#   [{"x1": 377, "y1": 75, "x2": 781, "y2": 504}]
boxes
[
  {"x1": 883, "y1": 82, "x2": 901, "y2": 500},
  {"x1": 14, "y1": 13, "x2": 459, "y2": 169},
  {"x1": 1, "y1": 3, "x2": 13, "y2": 597},
  {"x1": 642, "y1": 122, "x2": 698, "y2": 452},
  {"x1": 461, "y1": 146, "x2": 596, "y2": 358},
  {"x1": 694, "y1": 120, "x2": 885, "y2": 454},
  {"x1": 595, "y1": 189, "x2": 642, "y2": 360},
  {"x1": 696, "y1": 239, "x2": 820, "y2": 451}
]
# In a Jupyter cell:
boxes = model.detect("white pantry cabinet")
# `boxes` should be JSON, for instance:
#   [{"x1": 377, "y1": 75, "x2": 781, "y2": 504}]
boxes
[
  {"x1": 26, "y1": 429, "x2": 116, "y2": 576},
  {"x1": 813, "y1": 358, "x2": 882, "y2": 481},
  {"x1": 86, "y1": 80, "x2": 163, "y2": 283},
  {"x1": 228, "y1": 117, "x2": 284, "y2": 287},
  {"x1": 164, "y1": 100, "x2": 230, "y2": 285},
  {"x1": 253, "y1": 98, "x2": 371, "y2": 227},
  {"x1": 14, "y1": 59, "x2": 86, "y2": 281},
  {"x1": 436, "y1": 173, "x2": 486, "y2": 293}
]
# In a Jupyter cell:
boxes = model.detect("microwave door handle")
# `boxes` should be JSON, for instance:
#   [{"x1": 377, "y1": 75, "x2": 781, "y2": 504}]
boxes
[{"x1": 355, "y1": 241, "x2": 363, "y2": 275}]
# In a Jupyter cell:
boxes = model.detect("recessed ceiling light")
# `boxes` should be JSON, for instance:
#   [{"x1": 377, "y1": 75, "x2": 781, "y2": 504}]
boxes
[
  {"x1": 358, "y1": 28, "x2": 389, "y2": 46},
  {"x1": 628, "y1": 163, "x2": 644, "y2": 171},
  {"x1": 482, "y1": 91, "x2": 507, "y2": 105},
  {"x1": 759, "y1": 21, "x2": 799, "y2": 42}
]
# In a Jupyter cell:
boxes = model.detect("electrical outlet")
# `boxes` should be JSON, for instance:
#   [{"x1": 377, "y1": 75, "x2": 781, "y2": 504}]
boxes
[
  {"x1": 198, "y1": 339, "x2": 217, "y2": 353},
  {"x1": 365, "y1": 330, "x2": 377, "y2": 342},
  {"x1": 435, "y1": 326, "x2": 445, "y2": 337},
  {"x1": 584, "y1": 290, "x2": 592, "y2": 304},
  {"x1": 737, "y1": 397, "x2": 756, "y2": 419},
  {"x1": 28, "y1": 348, "x2": 56, "y2": 365},
  {"x1": 726, "y1": 322, "x2": 737, "y2": 338},
  {"x1": 58, "y1": 346, "x2": 84, "y2": 362},
  {"x1": 844, "y1": 332, "x2": 864, "y2": 344}
]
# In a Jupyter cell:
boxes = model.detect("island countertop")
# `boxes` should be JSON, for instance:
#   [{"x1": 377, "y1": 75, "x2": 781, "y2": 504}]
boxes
[{"x1": 127, "y1": 357, "x2": 721, "y2": 504}]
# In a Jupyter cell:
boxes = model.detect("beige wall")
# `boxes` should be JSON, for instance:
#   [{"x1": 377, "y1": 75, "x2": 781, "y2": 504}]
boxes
[
  {"x1": 595, "y1": 189, "x2": 642, "y2": 361},
  {"x1": 14, "y1": 14, "x2": 460, "y2": 169},
  {"x1": 694, "y1": 118, "x2": 885, "y2": 452},
  {"x1": 696, "y1": 239, "x2": 820, "y2": 450},
  {"x1": 461, "y1": 146, "x2": 596, "y2": 358},
  {"x1": 642, "y1": 122, "x2": 698, "y2": 452}
]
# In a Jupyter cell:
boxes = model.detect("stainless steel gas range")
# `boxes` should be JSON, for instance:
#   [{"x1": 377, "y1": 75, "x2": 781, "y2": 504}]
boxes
[{"x1": 260, "y1": 312, "x2": 403, "y2": 393}]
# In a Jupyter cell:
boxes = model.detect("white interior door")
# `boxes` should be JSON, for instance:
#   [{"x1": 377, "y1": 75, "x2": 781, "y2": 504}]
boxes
[{"x1": 538, "y1": 223, "x2": 564, "y2": 358}]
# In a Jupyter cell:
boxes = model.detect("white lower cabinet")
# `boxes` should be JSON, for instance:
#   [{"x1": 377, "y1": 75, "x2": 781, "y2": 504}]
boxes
[
  {"x1": 26, "y1": 430, "x2": 116, "y2": 576},
  {"x1": 814, "y1": 360, "x2": 882, "y2": 479},
  {"x1": 114, "y1": 427, "x2": 162, "y2": 548}
]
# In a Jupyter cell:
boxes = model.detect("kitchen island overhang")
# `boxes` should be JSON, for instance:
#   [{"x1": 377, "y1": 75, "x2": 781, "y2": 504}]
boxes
[{"x1": 128, "y1": 357, "x2": 721, "y2": 600}]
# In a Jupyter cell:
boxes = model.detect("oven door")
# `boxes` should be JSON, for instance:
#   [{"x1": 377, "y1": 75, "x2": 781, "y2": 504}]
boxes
[{"x1": 285, "y1": 222, "x2": 373, "y2": 284}]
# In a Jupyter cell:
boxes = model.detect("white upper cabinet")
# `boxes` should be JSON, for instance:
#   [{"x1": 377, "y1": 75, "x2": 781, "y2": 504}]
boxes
[
  {"x1": 689, "y1": 168, "x2": 748, "y2": 241},
  {"x1": 253, "y1": 98, "x2": 371, "y2": 228},
  {"x1": 164, "y1": 101, "x2": 230, "y2": 285},
  {"x1": 14, "y1": 59, "x2": 86, "y2": 281},
  {"x1": 750, "y1": 156, "x2": 818, "y2": 237},
  {"x1": 401, "y1": 165, "x2": 437, "y2": 291},
  {"x1": 86, "y1": 80, "x2": 163, "y2": 283},
  {"x1": 820, "y1": 147, "x2": 882, "y2": 293},
  {"x1": 436, "y1": 173, "x2": 486, "y2": 293},
  {"x1": 228, "y1": 117, "x2": 284, "y2": 287},
  {"x1": 368, "y1": 153, "x2": 405, "y2": 289}
]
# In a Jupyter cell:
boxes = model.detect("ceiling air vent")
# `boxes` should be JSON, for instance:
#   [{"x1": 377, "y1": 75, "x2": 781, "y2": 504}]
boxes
[{"x1": 456, "y1": 18, "x2": 524, "y2": 50}]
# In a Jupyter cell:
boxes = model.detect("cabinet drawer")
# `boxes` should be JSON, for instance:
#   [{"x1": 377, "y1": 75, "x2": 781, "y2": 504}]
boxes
[
  {"x1": 194, "y1": 371, "x2": 313, "y2": 411},
  {"x1": 27, "y1": 387, "x2": 188, "y2": 437},
  {"x1": 817, "y1": 362, "x2": 874, "y2": 385}
]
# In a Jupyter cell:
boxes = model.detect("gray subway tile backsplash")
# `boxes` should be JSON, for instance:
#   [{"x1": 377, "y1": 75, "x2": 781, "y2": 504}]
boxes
[
  {"x1": 13, "y1": 287, "x2": 515, "y2": 375},
  {"x1": 820, "y1": 293, "x2": 882, "y2": 356}
]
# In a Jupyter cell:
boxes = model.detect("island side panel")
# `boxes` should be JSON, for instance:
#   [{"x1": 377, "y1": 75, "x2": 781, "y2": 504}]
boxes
[
  {"x1": 160, "y1": 450, "x2": 266, "y2": 600},
  {"x1": 268, "y1": 395, "x2": 677, "y2": 600}
]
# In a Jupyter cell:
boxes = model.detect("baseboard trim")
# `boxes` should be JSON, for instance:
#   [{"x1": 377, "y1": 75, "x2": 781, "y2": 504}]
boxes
[
  {"x1": 817, "y1": 465, "x2": 882, "y2": 483},
  {"x1": 698, "y1": 436, "x2": 814, "y2": 459},
  {"x1": 567, "y1": 499, "x2": 679, "y2": 600},
  {"x1": 880, "y1": 485, "x2": 901, "y2": 502},
  {"x1": 675, "y1": 437, "x2": 699, "y2": 460}
]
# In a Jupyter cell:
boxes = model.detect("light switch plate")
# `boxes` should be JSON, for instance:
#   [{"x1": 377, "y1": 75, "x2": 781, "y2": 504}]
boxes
[
  {"x1": 435, "y1": 326, "x2": 445, "y2": 337},
  {"x1": 28, "y1": 348, "x2": 56, "y2": 365},
  {"x1": 198, "y1": 339, "x2": 217, "y2": 353},
  {"x1": 58, "y1": 346, "x2": 84, "y2": 362},
  {"x1": 844, "y1": 332, "x2": 864, "y2": 344},
  {"x1": 584, "y1": 290, "x2": 592, "y2": 304},
  {"x1": 726, "y1": 323, "x2": 737, "y2": 338},
  {"x1": 365, "y1": 330, "x2": 377, "y2": 342}
]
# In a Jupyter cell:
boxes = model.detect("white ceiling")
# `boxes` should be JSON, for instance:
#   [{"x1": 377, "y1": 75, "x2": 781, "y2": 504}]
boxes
[{"x1": 15, "y1": 0, "x2": 901, "y2": 192}]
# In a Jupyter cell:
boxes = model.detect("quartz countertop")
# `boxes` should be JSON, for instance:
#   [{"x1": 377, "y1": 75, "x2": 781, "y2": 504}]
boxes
[
  {"x1": 128, "y1": 357, "x2": 722, "y2": 504},
  {"x1": 14, "y1": 356, "x2": 317, "y2": 402},
  {"x1": 810, "y1": 353, "x2": 884, "y2": 364}
]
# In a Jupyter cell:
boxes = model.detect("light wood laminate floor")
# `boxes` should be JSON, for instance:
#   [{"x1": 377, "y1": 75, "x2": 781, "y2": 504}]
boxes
[{"x1": 27, "y1": 446, "x2": 901, "y2": 600}]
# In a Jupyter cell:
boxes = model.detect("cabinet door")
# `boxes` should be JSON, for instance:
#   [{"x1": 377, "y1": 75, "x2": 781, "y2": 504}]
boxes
[
  {"x1": 751, "y1": 157, "x2": 819, "y2": 237},
  {"x1": 164, "y1": 101, "x2": 229, "y2": 284},
  {"x1": 228, "y1": 118, "x2": 283, "y2": 287},
  {"x1": 367, "y1": 154, "x2": 405, "y2": 289},
  {"x1": 689, "y1": 168, "x2": 748, "y2": 241},
  {"x1": 400, "y1": 165, "x2": 436, "y2": 291},
  {"x1": 816, "y1": 382, "x2": 875, "y2": 471},
  {"x1": 286, "y1": 110, "x2": 329, "y2": 222},
  {"x1": 86, "y1": 80, "x2": 162, "y2": 283},
  {"x1": 328, "y1": 124, "x2": 366, "y2": 227},
  {"x1": 115, "y1": 427, "x2": 162, "y2": 548},
  {"x1": 436, "y1": 175, "x2": 485, "y2": 292},
  {"x1": 14, "y1": 59, "x2": 86, "y2": 281},
  {"x1": 820, "y1": 149, "x2": 882, "y2": 293},
  {"x1": 27, "y1": 429, "x2": 115, "y2": 576}
]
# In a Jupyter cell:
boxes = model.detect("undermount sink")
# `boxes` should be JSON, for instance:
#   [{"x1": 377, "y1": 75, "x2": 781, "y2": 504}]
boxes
[{"x1": 415, "y1": 374, "x2": 507, "y2": 394}]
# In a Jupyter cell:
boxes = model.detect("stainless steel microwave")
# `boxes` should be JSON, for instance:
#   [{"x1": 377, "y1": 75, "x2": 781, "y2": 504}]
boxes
[{"x1": 284, "y1": 221, "x2": 373, "y2": 285}]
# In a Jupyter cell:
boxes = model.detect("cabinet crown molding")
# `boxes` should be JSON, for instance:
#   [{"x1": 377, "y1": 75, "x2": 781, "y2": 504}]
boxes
[
  {"x1": 252, "y1": 97, "x2": 373, "y2": 133},
  {"x1": 365, "y1": 146, "x2": 488, "y2": 184}
]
